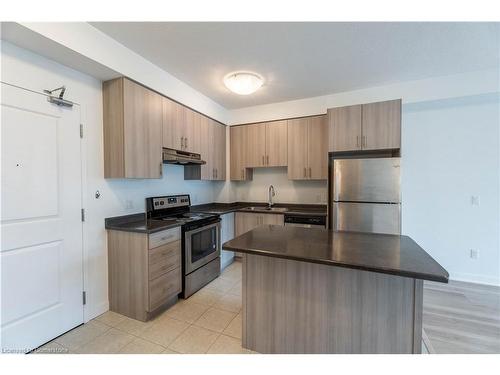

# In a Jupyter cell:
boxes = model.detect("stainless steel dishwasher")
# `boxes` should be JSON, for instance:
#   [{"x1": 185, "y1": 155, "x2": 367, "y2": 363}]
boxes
[{"x1": 284, "y1": 213, "x2": 326, "y2": 228}]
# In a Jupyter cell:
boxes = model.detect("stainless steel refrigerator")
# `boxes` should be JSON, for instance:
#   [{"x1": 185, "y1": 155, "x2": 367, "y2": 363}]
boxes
[{"x1": 331, "y1": 157, "x2": 401, "y2": 235}]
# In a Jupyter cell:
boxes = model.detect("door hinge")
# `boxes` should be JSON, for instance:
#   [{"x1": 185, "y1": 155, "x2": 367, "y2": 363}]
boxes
[
  {"x1": 80, "y1": 124, "x2": 83, "y2": 138},
  {"x1": 81, "y1": 208, "x2": 85, "y2": 222},
  {"x1": 82, "y1": 291, "x2": 87, "y2": 305}
]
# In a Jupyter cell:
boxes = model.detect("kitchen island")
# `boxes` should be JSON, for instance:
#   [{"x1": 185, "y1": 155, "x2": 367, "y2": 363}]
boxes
[{"x1": 222, "y1": 225, "x2": 449, "y2": 354}]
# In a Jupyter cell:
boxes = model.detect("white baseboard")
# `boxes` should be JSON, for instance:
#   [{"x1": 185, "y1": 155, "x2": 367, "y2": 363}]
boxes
[{"x1": 449, "y1": 272, "x2": 500, "y2": 287}]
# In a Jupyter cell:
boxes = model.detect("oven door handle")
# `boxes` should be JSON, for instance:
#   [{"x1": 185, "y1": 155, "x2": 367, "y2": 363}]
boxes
[{"x1": 184, "y1": 221, "x2": 221, "y2": 236}]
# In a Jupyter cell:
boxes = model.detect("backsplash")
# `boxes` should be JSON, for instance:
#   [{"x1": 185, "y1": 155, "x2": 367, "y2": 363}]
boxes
[{"x1": 228, "y1": 167, "x2": 328, "y2": 204}]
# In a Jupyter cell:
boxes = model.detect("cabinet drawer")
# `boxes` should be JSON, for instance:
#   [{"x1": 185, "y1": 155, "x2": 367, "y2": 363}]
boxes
[
  {"x1": 149, "y1": 241, "x2": 181, "y2": 280},
  {"x1": 149, "y1": 227, "x2": 181, "y2": 249},
  {"x1": 148, "y1": 267, "x2": 181, "y2": 311}
]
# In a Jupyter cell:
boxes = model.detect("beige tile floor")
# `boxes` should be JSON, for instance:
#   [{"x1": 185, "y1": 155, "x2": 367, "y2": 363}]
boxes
[{"x1": 34, "y1": 260, "x2": 254, "y2": 354}]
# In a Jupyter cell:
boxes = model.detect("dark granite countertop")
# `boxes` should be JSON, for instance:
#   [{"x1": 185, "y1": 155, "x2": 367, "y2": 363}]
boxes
[
  {"x1": 191, "y1": 202, "x2": 327, "y2": 216},
  {"x1": 222, "y1": 225, "x2": 449, "y2": 283},
  {"x1": 105, "y1": 202, "x2": 327, "y2": 234},
  {"x1": 105, "y1": 213, "x2": 182, "y2": 234}
]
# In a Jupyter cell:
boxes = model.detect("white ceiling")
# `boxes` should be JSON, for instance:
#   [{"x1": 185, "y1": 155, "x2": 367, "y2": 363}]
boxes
[{"x1": 90, "y1": 22, "x2": 499, "y2": 109}]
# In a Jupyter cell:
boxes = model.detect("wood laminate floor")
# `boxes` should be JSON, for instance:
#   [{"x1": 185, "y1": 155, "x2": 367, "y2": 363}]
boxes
[{"x1": 423, "y1": 280, "x2": 500, "y2": 354}]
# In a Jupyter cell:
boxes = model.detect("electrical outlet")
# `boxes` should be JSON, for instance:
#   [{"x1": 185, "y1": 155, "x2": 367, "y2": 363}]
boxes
[
  {"x1": 471, "y1": 195, "x2": 480, "y2": 206},
  {"x1": 125, "y1": 200, "x2": 134, "y2": 210},
  {"x1": 469, "y1": 249, "x2": 479, "y2": 260}
]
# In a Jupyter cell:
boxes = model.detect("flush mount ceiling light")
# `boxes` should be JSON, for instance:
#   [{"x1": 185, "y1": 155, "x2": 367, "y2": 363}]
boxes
[{"x1": 223, "y1": 71, "x2": 264, "y2": 95}]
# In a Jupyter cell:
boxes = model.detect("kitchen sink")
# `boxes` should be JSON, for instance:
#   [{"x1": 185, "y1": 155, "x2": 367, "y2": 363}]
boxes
[{"x1": 242, "y1": 206, "x2": 288, "y2": 212}]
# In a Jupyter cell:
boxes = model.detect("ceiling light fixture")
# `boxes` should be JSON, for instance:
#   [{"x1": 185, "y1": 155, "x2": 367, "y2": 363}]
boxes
[{"x1": 223, "y1": 71, "x2": 264, "y2": 95}]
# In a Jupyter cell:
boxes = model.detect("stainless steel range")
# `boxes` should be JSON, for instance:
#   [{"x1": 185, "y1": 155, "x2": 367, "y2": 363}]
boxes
[{"x1": 146, "y1": 194, "x2": 221, "y2": 298}]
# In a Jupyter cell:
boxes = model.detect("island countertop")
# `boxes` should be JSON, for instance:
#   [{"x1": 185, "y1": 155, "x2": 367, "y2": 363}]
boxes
[{"x1": 222, "y1": 225, "x2": 449, "y2": 283}]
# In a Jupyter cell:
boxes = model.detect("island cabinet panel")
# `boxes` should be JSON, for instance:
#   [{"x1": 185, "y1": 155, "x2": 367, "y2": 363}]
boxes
[
  {"x1": 107, "y1": 227, "x2": 182, "y2": 322},
  {"x1": 242, "y1": 254, "x2": 422, "y2": 354},
  {"x1": 230, "y1": 126, "x2": 253, "y2": 181},
  {"x1": 103, "y1": 77, "x2": 163, "y2": 178}
]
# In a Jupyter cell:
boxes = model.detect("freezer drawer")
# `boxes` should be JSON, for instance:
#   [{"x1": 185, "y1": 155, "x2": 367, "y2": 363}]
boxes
[
  {"x1": 333, "y1": 158, "x2": 401, "y2": 203},
  {"x1": 332, "y1": 202, "x2": 401, "y2": 235}
]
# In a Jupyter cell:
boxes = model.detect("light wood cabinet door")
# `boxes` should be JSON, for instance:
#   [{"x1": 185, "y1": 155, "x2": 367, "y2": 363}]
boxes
[
  {"x1": 261, "y1": 213, "x2": 284, "y2": 226},
  {"x1": 235, "y1": 212, "x2": 259, "y2": 236},
  {"x1": 200, "y1": 115, "x2": 213, "y2": 180},
  {"x1": 265, "y1": 120, "x2": 288, "y2": 167},
  {"x1": 183, "y1": 109, "x2": 198, "y2": 153},
  {"x1": 308, "y1": 115, "x2": 328, "y2": 180},
  {"x1": 235, "y1": 212, "x2": 284, "y2": 236},
  {"x1": 171, "y1": 101, "x2": 186, "y2": 151},
  {"x1": 327, "y1": 104, "x2": 362, "y2": 152},
  {"x1": 361, "y1": 99, "x2": 401, "y2": 151},
  {"x1": 230, "y1": 126, "x2": 252, "y2": 181},
  {"x1": 287, "y1": 118, "x2": 309, "y2": 180},
  {"x1": 162, "y1": 97, "x2": 175, "y2": 149},
  {"x1": 103, "y1": 77, "x2": 163, "y2": 179},
  {"x1": 246, "y1": 123, "x2": 267, "y2": 168},
  {"x1": 213, "y1": 121, "x2": 226, "y2": 180}
]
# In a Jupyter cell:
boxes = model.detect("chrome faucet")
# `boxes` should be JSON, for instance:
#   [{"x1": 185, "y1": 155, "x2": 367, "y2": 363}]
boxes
[{"x1": 268, "y1": 185, "x2": 276, "y2": 208}]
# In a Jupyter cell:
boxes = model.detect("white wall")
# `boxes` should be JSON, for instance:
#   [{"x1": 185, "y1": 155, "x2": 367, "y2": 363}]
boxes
[{"x1": 1, "y1": 41, "x2": 221, "y2": 320}]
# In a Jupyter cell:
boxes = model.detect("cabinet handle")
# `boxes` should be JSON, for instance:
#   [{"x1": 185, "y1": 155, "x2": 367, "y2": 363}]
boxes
[
  {"x1": 363, "y1": 136, "x2": 367, "y2": 148},
  {"x1": 241, "y1": 169, "x2": 244, "y2": 179},
  {"x1": 266, "y1": 155, "x2": 269, "y2": 165},
  {"x1": 216, "y1": 169, "x2": 218, "y2": 179},
  {"x1": 185, "y1": 137, "x2": 188, "y2": 149},
  {"x1": 309, "y1": 167, "x2": 312, "y2": 178},
  {"x1": 181, "y1": 137, "x2": 184, "y2": 149},
  {"x1": 262, "y1": 155, "x2": 265, "y2": 165},
  {"x1": 304, "y1": 168, "x2": 307, "y2": 178},
  {"x1": 356, "y1": 135, "x2": 359, "y2": 148},
  {"x1": 160, "y1": 163, "x2": 163, "y2": 176}
]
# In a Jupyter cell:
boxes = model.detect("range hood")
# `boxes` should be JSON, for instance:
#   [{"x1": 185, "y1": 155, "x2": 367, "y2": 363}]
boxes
[{"x1": 163, "y1": 148, "x2": 206, "y2": 165}]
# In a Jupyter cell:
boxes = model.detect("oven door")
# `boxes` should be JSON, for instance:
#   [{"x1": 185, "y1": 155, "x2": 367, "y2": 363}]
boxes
[{"x1": 184, "y1": 221, "x2": 221, "y2": 274}]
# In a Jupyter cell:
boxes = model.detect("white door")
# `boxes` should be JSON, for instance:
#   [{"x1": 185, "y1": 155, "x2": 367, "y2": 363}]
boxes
[{"x1": 1, "y1": 82, "x2": 84, "y2": 353}]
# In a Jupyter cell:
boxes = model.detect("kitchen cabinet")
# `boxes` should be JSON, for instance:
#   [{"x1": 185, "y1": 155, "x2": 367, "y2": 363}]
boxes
[
  {"x1": 107, "y1": 227, "x2": 182, "y2": 321},
  {"x1": 361, "y1": 99, "x2": 401, "y2": 151},
  {"x1": 200, "y1": 118, "x2": 226, "y2": 181},
  {"x1": 235, "y1": 212, "x2": 284, "y2": 237},
  {"x1": 230, "y1": 126, "x2": 253, "y2": 181},
  {"x1": 287, "y1": 115, "x2": 328, "y2": 180},
  {"x1": 103, "y1": 77, "x2": 163, "y2": 179},
  {"x1": 328, "y1": 99, "x2": 401, "y2": 152},
  {"x1": 162, "y1": 97, "x2": 201, "y2": 154},
  {"x1": 245, "y1": 120, "x2": 288, "y2": 168}
]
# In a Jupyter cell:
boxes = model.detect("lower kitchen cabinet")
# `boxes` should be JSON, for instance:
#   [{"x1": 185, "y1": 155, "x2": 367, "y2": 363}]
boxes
[
  {"x1": 107, "y1": 227, "x2": 182, "y2": 321},
  {"x1": 235, "y1": 212, "x2": 284, "y2": 237}
]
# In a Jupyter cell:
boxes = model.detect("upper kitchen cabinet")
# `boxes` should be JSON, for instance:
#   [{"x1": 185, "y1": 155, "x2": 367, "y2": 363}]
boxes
[
  {"x1": 361, "y1": 99, "x2": 401, "y2": 151},
  {"x1": 199, "y1": 118, "x2": 226, "y2": 181},
  {"x1": 162, "y1": 97, "x2": 200, "y2": 154},
  {"x1": 245, "y1": 120, "x2": 288, "y2": 168},
  {"x1": 328, "y1": 104, "x2": 362, "y2": 152},
  {"x1": 103, "y1": 77, "x2": 163, "y2": 179},
  {"x1": 230, "y1": 126, "x2": 253, "y2": 181},
  {"x1": 287, "y1": 115, "x2": 328, "y2": 180},
  {"x1": 328, "y1": 99, "x2": 401, "y2": 152}
]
